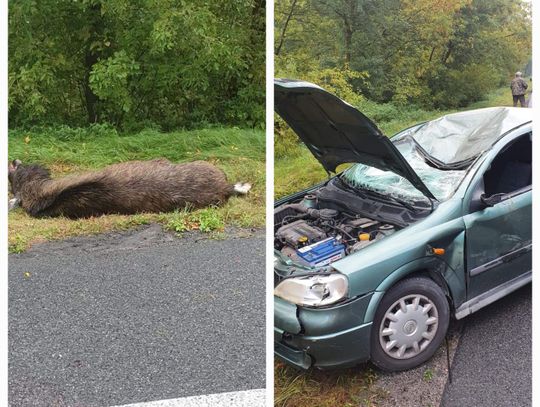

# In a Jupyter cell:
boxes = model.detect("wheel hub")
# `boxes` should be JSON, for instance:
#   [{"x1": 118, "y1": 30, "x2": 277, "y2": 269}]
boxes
[
  {"x1": 379, "y1": 294, "x2": 439, "y2": 360},
  {"x1": 403, "y1": 320, "x2": 417, "y2": 335}
]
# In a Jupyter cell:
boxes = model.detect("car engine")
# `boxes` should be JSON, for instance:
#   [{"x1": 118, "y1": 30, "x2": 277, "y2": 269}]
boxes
[{"x1": 275, "y1": 194, "x2": 397, "y2": 267}]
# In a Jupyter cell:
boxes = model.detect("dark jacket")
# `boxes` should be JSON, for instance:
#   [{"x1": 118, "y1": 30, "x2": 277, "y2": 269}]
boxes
[{"x1": 511, "y1": 77, "x2": 528, "y2": 96}]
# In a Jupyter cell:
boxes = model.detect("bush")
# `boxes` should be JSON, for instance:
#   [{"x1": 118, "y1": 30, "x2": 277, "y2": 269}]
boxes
[
  {"x1": 430, "y1": 64, "x2": 501, "y2": 108},
  {"x1": 357, "y1": 100, "x2": 402, "y2": 123},
  {"x1": 9, "y1": 0, "x2": 264, "y2": 130},
  {"x1": 274, "y1": 117, "x2": 303, "y2": 159}
]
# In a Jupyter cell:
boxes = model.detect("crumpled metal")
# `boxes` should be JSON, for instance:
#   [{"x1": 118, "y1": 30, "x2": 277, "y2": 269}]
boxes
[{"x1": 411, "y1": 107, "x2": 530, "y2": 165}]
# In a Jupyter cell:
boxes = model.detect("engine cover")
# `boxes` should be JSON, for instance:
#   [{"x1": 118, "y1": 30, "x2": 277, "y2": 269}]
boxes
[{"x1": 276, "y1": 220, "x2": 326, "y2": 247}]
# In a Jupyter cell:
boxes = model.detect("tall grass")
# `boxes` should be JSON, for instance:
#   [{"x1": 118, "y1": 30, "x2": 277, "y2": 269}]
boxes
[
  {"x1": 9, "y1": 125, "x2": 264, "y2": 170},
  {"x1": 275, "y1": 362, "x2": 384, "y2": 407}
]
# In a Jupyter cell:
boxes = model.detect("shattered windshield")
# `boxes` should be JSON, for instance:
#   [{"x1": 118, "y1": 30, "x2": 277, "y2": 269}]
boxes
[{"x1": 342, "y1": 125, "x2": 467, "y2": 204}]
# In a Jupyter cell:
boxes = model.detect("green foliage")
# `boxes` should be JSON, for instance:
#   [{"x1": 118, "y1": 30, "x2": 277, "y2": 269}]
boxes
[
  {"x1": 165, "y1": 209, "x2": 192, "y2": 234},
  {"x1": 165, "y1": 207, "x2": 225, "y2": 234},
  {"x1": 275, "y1": 0, "x2": 531, "y2": 109},
  {"x1": 9, "y1": 0, "x2": 264, "y2": 129},
  {"x1": 89, "y1": 51, "x2": 140, "y2": 114},
  {"x1": 196, "y1": 208, "x2": 225, "y2": 232},
  {"x1": 274, "y1": 64, "x2": 368, "y2": 159},
  {"x1": 423, "y1": 369, "x2": 434, "y2": 382},
  {"x1": 274, "y1": 117, "x2": 303, "y2": 159},
  {"x1": 9, "y1": 234, "x2": 28, "y2": 254},
  {"x1": 430, "y1": 64, "x2": 501, "y2": 108}
]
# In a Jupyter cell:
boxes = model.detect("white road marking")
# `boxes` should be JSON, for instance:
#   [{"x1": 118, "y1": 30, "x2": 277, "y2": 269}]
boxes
[{"x1": 111, "y1": 389, "x2": 266, "y2": 407}]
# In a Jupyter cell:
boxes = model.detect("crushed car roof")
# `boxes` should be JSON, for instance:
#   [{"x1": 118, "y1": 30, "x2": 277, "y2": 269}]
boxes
[{"x1": 411, "y1": 107, "x2": 532, "y2": 168}]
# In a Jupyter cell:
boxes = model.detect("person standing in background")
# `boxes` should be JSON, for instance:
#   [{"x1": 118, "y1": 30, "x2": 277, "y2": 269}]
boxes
[
  {"x1": 511, "y1": 71, "x2": 528, "y2": 107},
  {"x1": 526, "y1": 78, "x2": 532, "y2": 107}
]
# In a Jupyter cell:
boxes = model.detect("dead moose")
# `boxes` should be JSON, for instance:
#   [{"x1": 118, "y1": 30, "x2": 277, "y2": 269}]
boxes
[{"x1": 8, "y1": 159, "x2": 251, "y2": 219}]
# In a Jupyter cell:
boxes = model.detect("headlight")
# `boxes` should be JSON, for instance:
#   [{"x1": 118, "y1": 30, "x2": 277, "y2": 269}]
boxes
[{"x1": 274, "y1": 273, "x2": 348, "y2": 307}]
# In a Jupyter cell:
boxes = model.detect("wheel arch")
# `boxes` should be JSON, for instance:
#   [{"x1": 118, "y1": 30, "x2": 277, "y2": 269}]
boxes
[{"x1": 363, "y1": 257, "x2": 457, "y2": 324}]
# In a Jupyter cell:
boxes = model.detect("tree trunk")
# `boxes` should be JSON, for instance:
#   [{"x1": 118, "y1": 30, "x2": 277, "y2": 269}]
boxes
[
  {"x1": 83, "y1": 51, "x2": 99, "y2": 123},
  {"x1": 442, "y1": 41, "x2": 453, "y2": 65},
  {"x1": 82, "y1": 2, "x2": 102, "y2": 124},
  {"x1": 340, "y1": 0, "x2": 358, "y2": 66},
  {"x1": 276, "y1": 0, "x2": 298, "y2": 56},
  {"x1": 344, "y1": 21, "x2": 352, "y2": 65},
  {"x1": 429, "y1": 46, "x2": 436, "y2": 62}
]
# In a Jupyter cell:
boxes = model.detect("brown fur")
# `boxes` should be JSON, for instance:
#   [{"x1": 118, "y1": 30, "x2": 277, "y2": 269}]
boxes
[{"x1": 8, "y1": 159, "x2": 243, "y2": 218}]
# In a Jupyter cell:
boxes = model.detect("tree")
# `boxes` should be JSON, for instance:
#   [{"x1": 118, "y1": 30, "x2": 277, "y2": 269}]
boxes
[
  {"x1": 9, "y1": 0, "x2": 265, "y2": 129},
  {"x1": 274, "y1": 0, "x2": 532, "y2": 108}
]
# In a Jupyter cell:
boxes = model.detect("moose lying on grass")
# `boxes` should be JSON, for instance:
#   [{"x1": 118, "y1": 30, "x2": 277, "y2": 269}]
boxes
[{"x1": 8, "y1": 159, "x2": 251, "y2": 219}]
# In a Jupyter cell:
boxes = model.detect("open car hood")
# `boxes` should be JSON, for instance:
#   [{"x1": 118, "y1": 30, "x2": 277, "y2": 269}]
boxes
[{"x1": 275, "y1": 79, "x2": 436, "y2": 200}]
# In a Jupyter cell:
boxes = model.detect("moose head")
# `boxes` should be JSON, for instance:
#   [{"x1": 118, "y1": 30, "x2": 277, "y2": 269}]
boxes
[{"x1": 8, "y1": 159, "x2": 22, "y2": 211}]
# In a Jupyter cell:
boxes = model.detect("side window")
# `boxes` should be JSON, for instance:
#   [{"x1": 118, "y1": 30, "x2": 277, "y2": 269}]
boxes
[{"x1": 483, "y1": 133, "x2": 532, "y2": 197}]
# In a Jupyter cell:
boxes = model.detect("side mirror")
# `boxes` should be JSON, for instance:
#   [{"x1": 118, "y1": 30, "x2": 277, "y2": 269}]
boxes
[{"x1": 480, "y1": 193, "x2": 506, "y2": 208}]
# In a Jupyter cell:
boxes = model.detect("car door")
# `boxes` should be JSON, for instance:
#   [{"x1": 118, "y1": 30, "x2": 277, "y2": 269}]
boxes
[{"x1": 463, "y1": 132, "x2": 532, "y2": 300}]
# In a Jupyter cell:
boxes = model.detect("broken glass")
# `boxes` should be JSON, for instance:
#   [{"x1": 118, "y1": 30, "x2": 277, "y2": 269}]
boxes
[
  {"x1": 342, "y1": 131, "x2": 466, "y2": 203},
  {"x1": 342, "y1": 107, "x2": 531, "y2": 203}
]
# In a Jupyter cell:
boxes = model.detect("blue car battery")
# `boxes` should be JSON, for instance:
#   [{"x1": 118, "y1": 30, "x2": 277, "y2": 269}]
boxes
[{"x1": 296, "y1": 237, "x2": 345, "y2": 267}]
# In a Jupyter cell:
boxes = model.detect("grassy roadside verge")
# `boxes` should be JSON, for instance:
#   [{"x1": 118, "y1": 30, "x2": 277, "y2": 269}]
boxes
[
  {"x1": 8, "y1": 126, "x2": 265, "y2": 252},
  {"x1": 275, "y1": 362, "x2": 384, "y2": 407},
  {"x1": 273, "y1": 84, "x2": 526, "y2": 406}
]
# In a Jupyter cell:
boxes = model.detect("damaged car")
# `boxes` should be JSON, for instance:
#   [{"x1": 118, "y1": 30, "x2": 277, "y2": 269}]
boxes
[{"x1": 274, "y1": 79, "x2": 532, "y2": 371}]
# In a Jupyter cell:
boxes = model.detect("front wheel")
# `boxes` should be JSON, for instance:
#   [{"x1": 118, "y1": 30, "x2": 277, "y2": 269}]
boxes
[{"x1": 370, "y1": 277, "x2": 450, "y2": 372}]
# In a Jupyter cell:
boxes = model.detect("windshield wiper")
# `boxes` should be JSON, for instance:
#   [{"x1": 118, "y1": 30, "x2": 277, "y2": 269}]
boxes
[
  {"x1": 360, "y1": 188, "x2": 420, "y2": 212},
  {"x1": 339, "y1": 173, "x2": 432, "y2": 212},
  {"x1": 336, "y1": 176, "x2": 368, "y2": 199}
]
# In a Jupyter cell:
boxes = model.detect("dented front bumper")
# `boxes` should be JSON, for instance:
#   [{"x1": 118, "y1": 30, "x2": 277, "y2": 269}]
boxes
[{"x1": 274, "y1": 293, "x2": 374, "y2": 370}]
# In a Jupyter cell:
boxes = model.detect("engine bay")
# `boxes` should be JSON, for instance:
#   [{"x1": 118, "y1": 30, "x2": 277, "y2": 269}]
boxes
[{"x1": 275, "y1": 192, "x2": 399, "y2": 268}]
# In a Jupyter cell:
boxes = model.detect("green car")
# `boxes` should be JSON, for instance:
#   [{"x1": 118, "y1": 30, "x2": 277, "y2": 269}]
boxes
[{"x1": 274, "y1": 79, "x2": 532, "y2": 372}]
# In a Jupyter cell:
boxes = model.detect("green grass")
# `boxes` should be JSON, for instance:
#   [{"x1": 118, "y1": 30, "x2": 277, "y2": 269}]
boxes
[
  {"x1": 8, "y1": 126, "x2": 265, "y2": 252},
  {"x1": 423, "y1": 368, "x2": 434, "y2": 382},
  {"x1": 9, "y1": 125, "x2": 264, "y2": 169},
  {"x1": 164, "y1": 206, "x2": 225, "y2": 234}
]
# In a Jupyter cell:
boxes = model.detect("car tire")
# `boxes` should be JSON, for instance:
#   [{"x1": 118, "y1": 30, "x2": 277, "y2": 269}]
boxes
[{"x1": 370, "y1": 276, "x2": 450, "y2": 372}]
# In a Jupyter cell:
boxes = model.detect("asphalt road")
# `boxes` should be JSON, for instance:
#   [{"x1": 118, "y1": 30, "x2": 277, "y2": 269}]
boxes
[
  {"x1": 9, "y1": 225, "x2": 265, "y2": 407},
  {"x1": 441, "y1": 284, "x2": 531, "y2": 407}
]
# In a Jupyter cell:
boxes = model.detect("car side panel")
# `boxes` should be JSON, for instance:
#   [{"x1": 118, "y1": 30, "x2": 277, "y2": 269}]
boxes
[
  {"x1": 363, "y1": 251, "x2": 466, "y2": 324},
  {"x1": 464, "y1": 190, "x2": 531, "y2": 298},
  {"x1": 461, "y1": 127, "x2": 532, "y2": 300}
]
